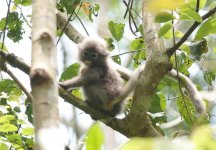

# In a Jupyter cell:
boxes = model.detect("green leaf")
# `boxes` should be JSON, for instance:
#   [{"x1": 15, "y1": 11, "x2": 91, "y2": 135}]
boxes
[
  {"x1": 180, "y1": 44, "x2": 191, "y2": 55},
  {"x1": 195, "y1": 18, "x2": 216, "y2": 41},
  {"x1": 149, "y1": 94, "x2": 163, "y2": 113},
  {"x1": 6, "y1": 134, "x2": 23, "y2": 145},
  {"x1": 86, "y1": 122, "x2": 104, "y2": 150},
  {"x1": 21, "y1": 127, "x2": 34, "y2": 136},
  {"x1": 0, "y1": 18, "x2": 6, "y2": 30},
  {"x1": 189, "y1": 39, "x2": 208, "y2": 60},
  {"x1": 0, "y1": 143, "x2": 9, "y2": 150},
  {"x1": 179, "y1": 10, "x2": 202, "y2": 22},
  {"x1": 155, "y1": 12, "x2": 175, "y2": 23},
  {"x1": 175, "y1": 31, "x2": 184, "y2": 38},
  {"x1": 0, "y1": 79, "x2": 22, "y2": 101},
  {"x1": 203, "y1": 71, "x2": 216, "y2": 86},
  {"x1": 130, "y1": 38, "x2": 144, "y2": 51},
  {"x1": 104, "y1": 38, "x2": 115, "y2": 51},
  {"x1": 177, "y1": 96, "x2": 196, "y2": 126},
  {"x1": 59, "y1": 63, "x2": 80, "y2": 81},
  {"x1": 138, "y1": 24, "x2": 144, "y2": 37},
  {"x1": 14, "y1": 0, "x2": 32, "y2": 6},
  {"x1": 0, "y1": 115, "x2": 15, "y2": 123},
  {"x1": 159, "y1": 23, "x2": 172, "y2": 37},
  {"x1": 108, "y1": 21, "x2": 125, "y2": 41},
  {"x1": 188, "y1": 0, "x2": 207, "y2": 9},
  {"x1": 112, "y1": 55, "x2": 121, "y2": 65},
  {"x1": 0, "y1": 124, "x2": 18, "y2": 132}
]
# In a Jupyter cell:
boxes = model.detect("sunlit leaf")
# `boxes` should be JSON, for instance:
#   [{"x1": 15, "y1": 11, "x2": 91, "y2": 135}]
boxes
[
  {"x1": 194, "y1": 18, "x2": 216, "y2": 41},
  {"x1": 147, "y1": 0, "x2": 185, "y2": 12},
  {"x1": 108, "y1": 21, "x2": 125, "y2": 41},
  {"x1": 192, "y1": 125, "x2": 216, "y2": 150},
  {"x1": 130, "y1": 38, "x2": 144, "y2": 51},
  {"x1": 0, "y1": 115, "x2": 15, "y2": 123},
  {"x1": 21, "y1": 127, "x2": 34, "y2": 136},
  {"x1": 0, "y1": 124, "x2": 18, "y2": 132},
  {"x1": 155, "y1": 12, "x2": 175, "y2": 23},
  {"x1": 175, "y1": 31, "x2": 184, "y2": 38},
  {"x1": 86, "y1": 122, "x2": 104, "y2": 150},
  {"x1": 0, "y1": 143, "x2": 8, "y2": 150}
]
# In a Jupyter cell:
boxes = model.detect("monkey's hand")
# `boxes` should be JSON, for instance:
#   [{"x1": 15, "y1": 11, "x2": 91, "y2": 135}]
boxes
[{"x1": 58, "y1": 82, "x2": 73, "y2": 92}]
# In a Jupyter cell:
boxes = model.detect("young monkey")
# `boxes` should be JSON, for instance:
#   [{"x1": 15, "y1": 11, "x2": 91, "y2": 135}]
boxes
[{"x1": 59, "y1": 37, "x2": 130, "y2": 116}]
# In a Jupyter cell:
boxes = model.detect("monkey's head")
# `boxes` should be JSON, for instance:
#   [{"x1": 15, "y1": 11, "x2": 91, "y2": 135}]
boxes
[{"x1": 78, "y1": 37, "x2": 110, "y2": 66}]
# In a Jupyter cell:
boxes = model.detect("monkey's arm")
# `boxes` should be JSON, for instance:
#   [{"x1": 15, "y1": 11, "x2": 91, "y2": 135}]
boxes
[
  {"x1": 59, "y1": 76, "x2": 87, "y2": 90},
  {"x1": 59, "y1": 68, "x2": 101, "y2": 90}
]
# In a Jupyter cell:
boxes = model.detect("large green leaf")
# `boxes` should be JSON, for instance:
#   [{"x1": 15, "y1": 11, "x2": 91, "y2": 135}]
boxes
[
  {"x1": 194, "y1": 18, "x2": 216, "y2": 41},
  {"x1": 0, "y1": 143, "x2": 8, "y2": 150},
  {"x1": 0, "y1": 124, "x2": 18, "y2": 132},
  {"x1": 155, "y1": 12, "x2": 175, "y2": 23},
  {"x1": 108, "y1": 21, "x2": 125, "y2": 41},
  {"x1": 86, "y1": 122, "x2": 104, "y2": 150},
  {"x1": 0, "y1": 115, "x2": 15, "y2": 123},
  {"x1": 59, "y1": 63, "x2": 80, "y2": 81},
  {"x1": 179, "y1": 10, "x2": 202, "y2": 22},
  {"x1": 176, "y1": 96, "x2": 196, "y2": 126}
]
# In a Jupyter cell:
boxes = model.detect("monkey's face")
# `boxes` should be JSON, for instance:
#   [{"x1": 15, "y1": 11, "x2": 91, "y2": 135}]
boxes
[
  {"x1": 80, "y1": 48, "x2": 108, "y2": 66},
  {"x1": 78, "y1": 38, "x2": 110, "y2": 66}
]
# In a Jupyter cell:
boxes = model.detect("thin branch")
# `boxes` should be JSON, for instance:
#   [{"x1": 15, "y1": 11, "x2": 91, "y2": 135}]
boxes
[
  {"x1": 196, "y1": 0, "x2": 200, "y2": 12},
  {"x1": 167, "y1": 6, "x2": 216, "y2": 56},
  {"x1": 74, "y1": 12, "x2": 89, "y2": 36},
  {"x1": 1, "y1": 0, "x2": 11, "y2": 49},
  {"x1": 4, "y1": 66, "x2": 33, "y2": 101},
  {"x1": 111, "y1": 49, "x2": 143, "y2": 57},
  {"x1": 56, "y1": 9, "x2": 76, "y2": 45},
  {"x1": 172, "y1": 13, "x2": 192, "y2": 123}
]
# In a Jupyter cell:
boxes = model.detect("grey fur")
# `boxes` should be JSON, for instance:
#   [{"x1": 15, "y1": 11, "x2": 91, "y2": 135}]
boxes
[{"x1": 59, "y1": 38, "x2": 125, "y2": 116}]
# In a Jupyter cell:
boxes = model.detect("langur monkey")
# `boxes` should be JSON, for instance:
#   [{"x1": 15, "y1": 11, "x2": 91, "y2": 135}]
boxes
[{"x1": 59, "y1": 37, "x2": 206, "y2": 116}]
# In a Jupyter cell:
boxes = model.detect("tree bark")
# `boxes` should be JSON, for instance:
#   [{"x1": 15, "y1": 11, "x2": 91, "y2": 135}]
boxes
[{"x1": 31, "y1": 0, "x2": 63, "y2": 149}]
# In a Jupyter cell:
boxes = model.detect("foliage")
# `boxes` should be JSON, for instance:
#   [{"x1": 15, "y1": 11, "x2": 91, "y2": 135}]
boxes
[{"x1": 0, "y1": 0, "x2": 216, "y2": 149}]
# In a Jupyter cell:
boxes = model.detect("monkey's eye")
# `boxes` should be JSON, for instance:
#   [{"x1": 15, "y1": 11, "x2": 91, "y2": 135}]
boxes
[
  {"x1": 90, "y1": 52, "x2": 98, "y2": 59},
  {"x1": 83, "y1": 51, "x2": 89, "y2": 57}
]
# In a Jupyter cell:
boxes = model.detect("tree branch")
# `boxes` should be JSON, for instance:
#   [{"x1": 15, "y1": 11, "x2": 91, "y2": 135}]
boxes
[{"x1": 167, "y1": 6, "x2": 216, "y2": 56}]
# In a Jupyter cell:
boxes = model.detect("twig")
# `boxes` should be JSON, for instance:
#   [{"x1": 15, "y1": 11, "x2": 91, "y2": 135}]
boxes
[
  {"x1": 167, "y1": 6, "x2": 216, "y2": 56},
  {"x1": 0, "y1": 60, "x2": 33, "y2": 101},
  {"x1": 1, "y1": 0, "x2": 11, "y2": 49}
]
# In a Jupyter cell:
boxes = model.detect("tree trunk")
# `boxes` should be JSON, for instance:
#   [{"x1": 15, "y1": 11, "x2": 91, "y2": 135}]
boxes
[{"x1": 31, "y1": 0, "x2": 63, "y2": 149}]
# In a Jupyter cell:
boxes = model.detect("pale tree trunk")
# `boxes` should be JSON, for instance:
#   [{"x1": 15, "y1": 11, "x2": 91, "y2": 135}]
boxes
[{"x1": 31, "y1": 0, "x2": 63, "y2": 150}]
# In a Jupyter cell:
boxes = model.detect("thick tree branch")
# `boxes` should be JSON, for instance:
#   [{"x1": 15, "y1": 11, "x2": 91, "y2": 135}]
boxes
[{"x1": 167, "y1": 6, "x2": 216, "y2": 56}]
